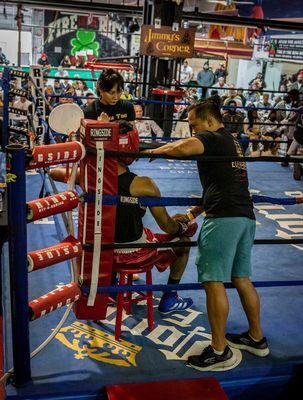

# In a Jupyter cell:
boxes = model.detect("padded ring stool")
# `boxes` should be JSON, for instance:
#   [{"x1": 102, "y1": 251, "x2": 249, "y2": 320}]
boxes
[{"x1": 112, "y1": 264, "x2": 154, "y2": 341}]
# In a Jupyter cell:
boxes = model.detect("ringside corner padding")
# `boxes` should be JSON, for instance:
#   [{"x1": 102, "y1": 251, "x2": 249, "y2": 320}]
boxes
[
  {"x1": 75, "y1": 119, "x2": 119, "y2": 320},
  {"x1": 117, "y1": 120, "x2": 139, "y2": 165}
]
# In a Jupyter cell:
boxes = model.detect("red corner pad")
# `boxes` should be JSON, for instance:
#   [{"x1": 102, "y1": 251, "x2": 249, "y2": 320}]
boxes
[{"x1": 106, "y1": 377, "x2": 228, "y2": 400}]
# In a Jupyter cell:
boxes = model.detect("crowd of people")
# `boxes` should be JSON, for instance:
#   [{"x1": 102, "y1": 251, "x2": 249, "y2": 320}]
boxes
[
  {"x1": 37, "y1": 53, "x2": 86, "y2": 70},
  {"x1": 172, "y1": 62, "x2": 303, "y2": 158},
  {"x1": 1, "y1": 57, "x2": 302, "y2": 160}
]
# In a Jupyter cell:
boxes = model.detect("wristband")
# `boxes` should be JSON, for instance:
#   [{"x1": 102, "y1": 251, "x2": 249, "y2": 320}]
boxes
[
  {"x1": 186, "y1": 211, "x2": 195, "y2": 221},
  {"x1": 176, "y1": 221, "x2": 188, "y2": 236}
]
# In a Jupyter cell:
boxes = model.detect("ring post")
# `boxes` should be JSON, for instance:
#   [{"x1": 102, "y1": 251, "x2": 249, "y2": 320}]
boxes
[
  {"x1": 2, "y1": 68, "x2": 10, "y2": 151},
  {"x1": 6, "y1": 144, "x2": 31, "y2": 386}
]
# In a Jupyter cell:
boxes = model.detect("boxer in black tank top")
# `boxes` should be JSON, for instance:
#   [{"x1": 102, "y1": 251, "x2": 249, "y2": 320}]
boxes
[
  {"x1": 114, "y1": 161, "x2": 196, "y2": 314},
  {"x1": 115, "y1": 170, "x2": 145, "y2": 243}
]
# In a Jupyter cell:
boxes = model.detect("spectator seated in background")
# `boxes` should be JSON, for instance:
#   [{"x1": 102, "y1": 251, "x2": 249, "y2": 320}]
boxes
[
  {"x1": 209, "y1": 89, "x2": 219, "y2": 98},
  {"x1": 58, "y1": 85, "x2": 82, "y2": 107},
  {"x1": 212, "y1": 77, "x2": 229, "y2": 98},
  {"x1": 75, "y1": 79, "x2": 94, "y2": 104},
  {"x1": 291, "y1": 71, "x2": 303, "y2": 96},
  {"x1": 214, "y1": 62, "x2": 228, "y2": 83},
  {"x1": 249, "y1": 72, "x2": 266, "y2": 90},
  {"x1": 71, "y1": 55, "x2": 85, "y2": 68},
  {"x1": 60, "y1": 55, "x2": 72, "y2": 68},
  {"x1": 12, "y1": 96, "x2": 32, "y2": 126},
  {"x1": 134, "y1": 104, "x2": 164, "y2": 138},
  {"x1": 261, "y1": 110, "x2": 279, "y2": 137},
  {"x1": 83, "y1": 93, "x2": 95, "y2": 108},
  {"x1": 223, "y1": 85, "x2": 243, "y2": 107},
  {"x1": 0, "y1": 48, "x2": 9, "y2": 65},
  {"x1": 121, "y1": 87, "x2": 133, "y2": 101},
  {"x1": 55, "y1": 66, "x2": 70, "y2": 80},
  {"x1": 37, "y1": 53, "x2": 50, "y2": 68},
  {"x1": 172, "y1": 95, "x2": 199, "y2": 139},
  {"x1": 275, "y1": 94, "x2": 291, "y2": 124},
  {"x1": 53, "y1": 79, "x2": 64, "y2": 96},
  {"x1": 279, "y1": 84, "x2": 287, "y2": 93},
  {"x1": 244, "y1": 83, "x2": 260, "y2": 106},
  {"x1": 188, "y1": 87, "x2": 198, "y2": 97},
  {"x1": 45, "y1": 85, "x2": 56, "y2": 115},
  {"x1": 237, "y1": 88, "x2": 246, "y2": 107},
  {"x1": 243, "y1": 106, "x2": 262, "y2": 156},
  {"x1": 279, "y1": 74, "x2": 287, "y2": 90},
  {"x1": 261, "y1": 110, "x2": 281, "y2": 156},
  {"x1": 72, "y1": 74, "x2": 81, "y2": 89},
  {"x1": 174, "y1": 92, "x2": 187, "y2": 118},
  {"x1": 63, "y1": 77, "x2": 71, "y2": 90},
  {"x1": 180, "y1": 59, "x2": 194, "y2": 85},
  {"x1": 255, "y1": 93, "x2": 272, "y2": 121},
  {"x1": 222, "y1": 100, "x2": 244, "y2": 139}
]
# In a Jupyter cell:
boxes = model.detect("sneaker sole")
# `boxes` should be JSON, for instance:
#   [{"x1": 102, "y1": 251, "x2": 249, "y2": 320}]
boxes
[
  {"x1": 226, "y1": 340, "x2": 270, "y2": 357},
  {"x1": 158, "y1": 307, "x2": 192, "y2": 315},
  {"x1": 186, "y1": 355, "x2": 237, "y2": 372}
]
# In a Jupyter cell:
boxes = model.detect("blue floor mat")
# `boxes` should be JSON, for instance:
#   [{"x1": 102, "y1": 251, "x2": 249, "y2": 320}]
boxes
[{"x1": 3, "y1": 160, "x2": 303, "y2": 400}]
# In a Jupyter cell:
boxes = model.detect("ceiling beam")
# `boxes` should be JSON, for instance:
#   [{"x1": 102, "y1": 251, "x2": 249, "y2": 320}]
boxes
[
  {"x1": 5, "y1": 0, "x2": 143, "y2": 16},
  {"x1": 183, "y1": 11, "x2": 303, "y2": 32},
  {"x1": 5, "y1": 1, "x2": 303, "y2": 32}
]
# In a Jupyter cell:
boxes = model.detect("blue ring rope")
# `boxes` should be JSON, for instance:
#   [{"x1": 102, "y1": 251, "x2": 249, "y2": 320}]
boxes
[
  {"x1": 83, "y1": 193, "x2": 302, "y2": 207},
  {"x1": 45, "y1": 93, "x2": 301, "y2": 113},
  {"x1": 81, "y1": 280, "x2": 303, "y2": 294}
]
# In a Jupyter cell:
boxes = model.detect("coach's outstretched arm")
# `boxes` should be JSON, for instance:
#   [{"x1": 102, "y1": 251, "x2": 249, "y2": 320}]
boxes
[{"x1": 145, "y1": 137, "x2": 204, "y2": 158}]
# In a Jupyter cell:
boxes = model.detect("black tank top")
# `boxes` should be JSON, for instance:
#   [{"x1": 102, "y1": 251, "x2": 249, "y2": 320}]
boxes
[{"x1": 115, "y1": 170, "x2": 146, "y2": 242}]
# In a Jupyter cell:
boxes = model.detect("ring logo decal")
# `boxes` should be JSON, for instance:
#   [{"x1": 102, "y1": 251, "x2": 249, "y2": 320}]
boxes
[{"x1": 55, "y1": 321, "x2": 142, "y2": 367}]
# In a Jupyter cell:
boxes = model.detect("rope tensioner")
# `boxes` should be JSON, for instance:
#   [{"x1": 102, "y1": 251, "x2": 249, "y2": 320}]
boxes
[
  {"x1": 27, "y1": 235, "x2": 82, "y2": 272},
  {"x1": 28, "y1": 142, "x2": 86, "y2": 169},
  {"x1": 29, "y1": 282, "x2": 81, "y2": 321},
  {"x1": 27, "y1": 191, "x2": 80, "y2": 222}
]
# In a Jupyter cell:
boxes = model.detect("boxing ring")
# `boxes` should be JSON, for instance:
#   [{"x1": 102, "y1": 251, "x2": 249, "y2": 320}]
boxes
[{"x1": 1, "y1": 65, "x2": 303, "y2": 400}]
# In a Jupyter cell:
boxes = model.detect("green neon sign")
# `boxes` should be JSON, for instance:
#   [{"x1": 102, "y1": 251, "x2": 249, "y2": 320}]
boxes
[{"x1": 71, "y1": 29, "x2": 100, "y2": 57}]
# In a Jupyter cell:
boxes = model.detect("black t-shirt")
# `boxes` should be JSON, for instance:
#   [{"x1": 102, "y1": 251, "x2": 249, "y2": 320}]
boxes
[
  {"x1": 83, "y1": 99, "x2": 135, "y2": 122},
  {"x1": 115, "y1": 171, "x2": 146, "y2": 242},
  {"x1": 196, "y1": 128, "x2": 255, "y2": 220}
]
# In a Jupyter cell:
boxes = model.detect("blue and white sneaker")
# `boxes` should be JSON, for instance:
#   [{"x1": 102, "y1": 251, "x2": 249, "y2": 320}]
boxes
[{"x1": 158, "y1": 292, "x2": 193, "y2": 314}]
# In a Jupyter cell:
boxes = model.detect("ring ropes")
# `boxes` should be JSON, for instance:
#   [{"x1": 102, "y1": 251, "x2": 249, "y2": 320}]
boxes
[
  {"x1": 1, "y1": 131, "x2": 302, "y2": 386},
  {"x1": 0, "y1": 70, "x2": 81, "y2": 387},
  {"x1": 1, "y1": 68, "x2": 303, "y2": 386},
  {"x1": 44, "y1": 71, "x2": 299, "y2": 96},
  {"x1": 21, "y1": 146, "x2": 303, "y2": 291}
]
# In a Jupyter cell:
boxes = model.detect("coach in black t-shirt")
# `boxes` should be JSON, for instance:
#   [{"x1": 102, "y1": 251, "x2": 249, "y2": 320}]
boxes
[
  {"x1": 147, "y1": 99, "x2": 269, "y2": 371},
  {"x1": 84, "y1": 69, "x2": 135, "y2": 123}
]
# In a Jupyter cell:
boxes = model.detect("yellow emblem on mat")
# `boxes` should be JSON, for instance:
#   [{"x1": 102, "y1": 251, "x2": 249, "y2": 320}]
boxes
[
  {"x1": 6, "y1": 173, "x2": 17, "y2": 183},
  {"x1": 55, "y1": 321, "x2": 142, "y2": 367}
]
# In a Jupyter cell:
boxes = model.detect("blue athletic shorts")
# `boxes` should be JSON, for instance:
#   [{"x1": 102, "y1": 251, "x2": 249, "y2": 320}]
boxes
[{"x1": 195, "y1": 217, "x2": 256, "y2": 283}]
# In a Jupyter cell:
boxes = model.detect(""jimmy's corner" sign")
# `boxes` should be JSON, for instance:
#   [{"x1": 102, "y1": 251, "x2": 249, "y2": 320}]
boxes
[{"x1": 140, "y1": 25, "x2": 196, "y2": 58}]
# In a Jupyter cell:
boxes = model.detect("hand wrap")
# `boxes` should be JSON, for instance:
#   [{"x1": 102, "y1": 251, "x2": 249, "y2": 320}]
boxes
[{"x1": 176, "y1": 220, "x2": 198, "y2": 237}]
